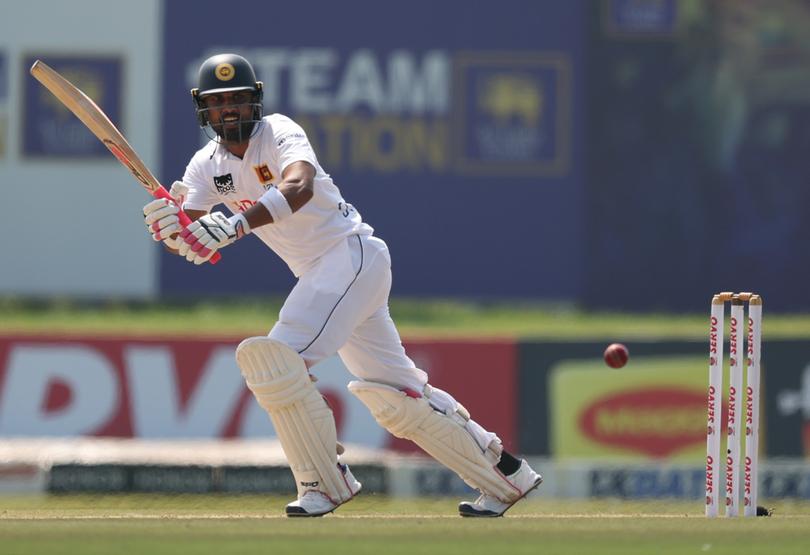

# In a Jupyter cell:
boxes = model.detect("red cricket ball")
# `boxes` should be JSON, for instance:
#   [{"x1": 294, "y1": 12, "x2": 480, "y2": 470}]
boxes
[{"x1": 604, "y1": 343, "x2": 629, "y2": 368}]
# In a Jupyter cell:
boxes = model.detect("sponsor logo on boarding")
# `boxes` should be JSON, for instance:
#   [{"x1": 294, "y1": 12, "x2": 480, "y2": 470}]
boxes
[
  {"x1": 578, "y1": 387, "x2": 708, "y2": 457},
  {"x1": 213, "y1": 173, "x2": 236, "y2": 195},
  {"x1": 591, "y1": 467, "x2": 705, "y2": 499},
  {"x1": 23, "y1": 55, "x2": 122, "y2": 157},
  {"x1": 453, "y1": 49, "x2": 574, "y2": 175},
  {"x1": 458, "y1": 59, "x2": 568, "y2": 174}
]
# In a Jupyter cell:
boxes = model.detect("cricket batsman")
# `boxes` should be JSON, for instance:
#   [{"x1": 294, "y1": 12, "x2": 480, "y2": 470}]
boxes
[{"x1": 143, "y1": 53, "x2": 542, "y2": 517}]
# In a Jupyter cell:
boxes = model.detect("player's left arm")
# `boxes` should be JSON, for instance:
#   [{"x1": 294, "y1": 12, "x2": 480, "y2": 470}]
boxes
[
  {"x1": 177, "y1": 161, "x2": 314, "y2": 265},
  {"x1": 242, "y1": 160, "x2": 315, "y2": 228}
]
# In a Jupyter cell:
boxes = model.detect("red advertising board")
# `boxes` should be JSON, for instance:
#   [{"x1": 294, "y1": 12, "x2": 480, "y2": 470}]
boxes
[
  {"x1": 402, "y1": 340, "x2": 518, "y2": 451},
  {"x1": 0, "y1": 335, "x2": 517, "y2": 452}
]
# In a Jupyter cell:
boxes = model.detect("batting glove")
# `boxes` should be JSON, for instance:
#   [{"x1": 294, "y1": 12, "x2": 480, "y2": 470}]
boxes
[
  {"x1": 143, "y1": 181, "x2": 189, "y2": 250},
  {"x1": 178, "y1": 211, "x2": 250, "y2": 265}
]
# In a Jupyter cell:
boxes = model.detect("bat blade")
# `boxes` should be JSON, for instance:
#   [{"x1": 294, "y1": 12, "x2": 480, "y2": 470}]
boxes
[{"x1": 29, "y1": 60, "x2": 220, "y2": 264}]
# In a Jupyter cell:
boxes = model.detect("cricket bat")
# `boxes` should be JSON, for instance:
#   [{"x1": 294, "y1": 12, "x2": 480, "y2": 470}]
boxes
[{"x1": 29, "y1": 60, "x2": 220, "y2": 264}]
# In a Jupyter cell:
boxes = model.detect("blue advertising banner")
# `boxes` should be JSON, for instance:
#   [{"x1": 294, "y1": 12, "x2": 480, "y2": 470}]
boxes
[
  {"x1": 160, "y1": 0, "x2": 585, "y2": 299},
  {"x1": 22, "y1": 56, "x2": 122, "y2": 158},
  {"x1": 585, "y1": 1, "x2": 810, "y2": 312}
]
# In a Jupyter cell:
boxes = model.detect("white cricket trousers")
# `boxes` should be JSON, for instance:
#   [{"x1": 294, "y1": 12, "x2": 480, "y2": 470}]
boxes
[
  {"x1": 269, "y1": 233, "x2": 500, "y2": 455},
  {"x1": 269, "y1": 234, "x2": 429, "y2": 393}
]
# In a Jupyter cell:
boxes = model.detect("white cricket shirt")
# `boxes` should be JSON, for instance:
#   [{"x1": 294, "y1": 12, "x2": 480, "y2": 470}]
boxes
[{"x1": 181, "y1": 114, "x2": 373, "y2": 276}]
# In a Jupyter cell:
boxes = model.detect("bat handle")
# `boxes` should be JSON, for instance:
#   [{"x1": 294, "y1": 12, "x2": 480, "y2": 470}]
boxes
[{"x1": 153, "y1": 187, "x2": 221, "y2": 265}]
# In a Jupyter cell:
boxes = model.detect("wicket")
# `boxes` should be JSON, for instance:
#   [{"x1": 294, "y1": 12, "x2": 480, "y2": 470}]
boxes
[{"x1": 705, "y1": 292, "x2": 762, "y2": 517}]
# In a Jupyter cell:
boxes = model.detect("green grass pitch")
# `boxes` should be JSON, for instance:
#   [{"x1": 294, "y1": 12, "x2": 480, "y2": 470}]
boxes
[
  {"x1": 5, "y1": 297, "x2": 810, "y2": 339},
  {"x1": 1, "y1": 495, "x2": 809, "y2": 555}
]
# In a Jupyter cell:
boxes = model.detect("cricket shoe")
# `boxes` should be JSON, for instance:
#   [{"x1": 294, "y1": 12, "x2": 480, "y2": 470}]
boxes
[
  {"x1": 458, "y1": 460, "x2": 542, "y2": 517},
  {"x1": 285, "y1": 463, "x2": 362, "y2": 517}
]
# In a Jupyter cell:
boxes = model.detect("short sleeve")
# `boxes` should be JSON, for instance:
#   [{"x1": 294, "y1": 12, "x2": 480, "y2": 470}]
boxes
[
  {"x1": 273, "y1": 117, "x2": 319, "y2": 174},
  {"x1": 181, "y1": 155, "x2": 218, "y2": 212}
]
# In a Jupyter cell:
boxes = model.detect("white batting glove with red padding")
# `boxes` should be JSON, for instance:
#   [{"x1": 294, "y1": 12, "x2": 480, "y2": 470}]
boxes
[
  {"x1": 144, "y1": 199, "x2": 182, "y2": 249},
  {"x1": 167, "y1": 181, "x2": 188, "y2": 207},
  {"x1": 142, "y1": 181, "x2": 189, "y2": 250},
  {"x1": 178, "y1": 211, "x2": 250, "y2": 265}
]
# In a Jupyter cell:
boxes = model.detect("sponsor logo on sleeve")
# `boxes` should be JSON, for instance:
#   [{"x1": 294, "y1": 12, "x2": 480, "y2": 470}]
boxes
[{"x1": 276, "y1": 132, "x2": 306, "y2": 147}]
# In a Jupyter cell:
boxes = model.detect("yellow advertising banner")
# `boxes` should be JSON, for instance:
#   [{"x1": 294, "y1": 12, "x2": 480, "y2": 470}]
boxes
[{"x1": 551, "y1": 356, "x2": 724, "y2": 461}]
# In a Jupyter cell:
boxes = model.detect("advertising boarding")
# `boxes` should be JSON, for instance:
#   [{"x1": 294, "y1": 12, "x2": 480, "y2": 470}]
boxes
[
  {"x1": 0, "y1": 335, "x2": 518, "y2": 452},
  {"x1": 159, "y1": 0, "x2": 585, "y2": 300}
]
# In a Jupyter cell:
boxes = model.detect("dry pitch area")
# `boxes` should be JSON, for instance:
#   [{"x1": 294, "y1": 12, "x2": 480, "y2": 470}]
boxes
[{"x1": 1, "y1": 495, "x2": 809, "y2": 555}]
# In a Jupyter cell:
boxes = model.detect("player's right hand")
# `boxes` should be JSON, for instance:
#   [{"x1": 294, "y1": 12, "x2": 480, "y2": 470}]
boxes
[
  {"x1": 143, "y1": 181, "x2": 189, "y2": 250},
  {"x1": 143, "y1": 198, "x2": 182, "y2": 249},
  {"x1": 167, "y1": 181, "x2": 189, "y2": 207}
]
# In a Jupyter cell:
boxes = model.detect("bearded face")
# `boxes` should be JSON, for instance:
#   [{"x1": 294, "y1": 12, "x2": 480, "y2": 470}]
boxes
[
  {"x1": 212, "y1": 111, "x2": 259, "y2": 144},
  {"x1": 198, "y1": 90, "x2": 262, "y2": 144}
]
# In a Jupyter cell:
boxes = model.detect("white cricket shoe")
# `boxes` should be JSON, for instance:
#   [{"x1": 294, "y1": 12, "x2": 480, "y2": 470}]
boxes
[
  {"x1": 285, "y1": 463, "x2": 362, "y2": 517},
  {"x1": 458, "y1": 459, "x2": 542, "y2": 517}
]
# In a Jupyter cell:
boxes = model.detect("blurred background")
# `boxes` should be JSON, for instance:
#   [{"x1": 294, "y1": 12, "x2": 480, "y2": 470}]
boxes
[{"x1": 1, "y1": 0, "x2": 809, "y2": 506}]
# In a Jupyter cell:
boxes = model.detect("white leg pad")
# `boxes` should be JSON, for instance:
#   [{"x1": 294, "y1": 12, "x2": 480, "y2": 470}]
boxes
[
  {"x1": 348, "y1": 380, "x2": 521, "y2": 502},
  {"x1": 236, "y1": 337, "x2": 354, "y2": 503}
]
